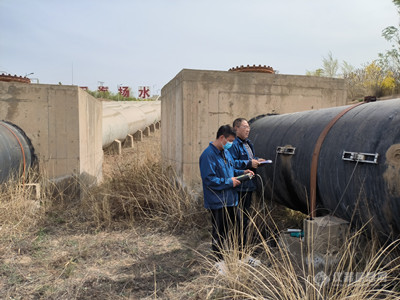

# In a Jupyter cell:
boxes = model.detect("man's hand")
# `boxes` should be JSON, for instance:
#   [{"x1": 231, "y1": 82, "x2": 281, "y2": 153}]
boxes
[
  {"x1": 251, "y1": 159, "x2": 260, "y2": 168},
  {"x1": 232, "y1": 177, "x2": 241, "y2": 187},
  {"x1": 244, "y1": 169, "x2": 255, "y2": 177}
]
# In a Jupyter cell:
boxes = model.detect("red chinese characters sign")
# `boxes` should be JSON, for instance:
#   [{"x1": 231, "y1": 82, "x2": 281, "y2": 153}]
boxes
[
  {"x1": 118, "y1": 86, "x2": 130, "y2": 98},
  {"x1": 98, "y1": 86, "x2": 109, "y2": 92},
  {"x1": 138, "y1": 86, "x2": 150, "y2": 99}
]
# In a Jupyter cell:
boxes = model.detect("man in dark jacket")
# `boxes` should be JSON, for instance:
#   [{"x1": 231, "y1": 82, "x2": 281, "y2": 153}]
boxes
[
  {"x1": 229, "y1": 118, "x2": 265, "y2": 256},
  {"x1": 199, "y1": 125, "x2": 254, "y2": 273}
]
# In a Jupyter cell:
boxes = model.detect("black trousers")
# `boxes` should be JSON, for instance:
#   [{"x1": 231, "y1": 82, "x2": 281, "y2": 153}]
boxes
[
  {"x1": 210, "y1": 206, "x2": 240, "y2": 261},
  {"x1": 238, "y1": 191, "x2": 253, "y2": 248}
]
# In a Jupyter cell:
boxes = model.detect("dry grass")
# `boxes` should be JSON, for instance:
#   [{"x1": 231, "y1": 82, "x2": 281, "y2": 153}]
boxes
[
  {"x1": 0, "y1": 179, "x2": 44, "y2": 238},
  {"x1": 0, "y1": 131, "x2": 209, "y2": 299},
  {"x1": 200, "y1": 208, "x2": 400, "y2": 299},
  {"x1": 86, "y1": 158, "x2": 202, "y2": 231},
  {"x1": 0, "y1": 130, "x2": 399, "y2": 299}
]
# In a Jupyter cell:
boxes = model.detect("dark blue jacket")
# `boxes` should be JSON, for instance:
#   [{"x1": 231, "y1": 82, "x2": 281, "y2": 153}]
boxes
[
  {"x1": 229, "y1": 137, "x2": 258, "y2": 192},
  {"x1": 199, "y1": 142, "x2": 244, "y2": 209}
]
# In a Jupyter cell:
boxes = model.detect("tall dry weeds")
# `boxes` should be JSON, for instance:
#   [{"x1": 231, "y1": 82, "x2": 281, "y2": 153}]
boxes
[
  {"x1": 82, "y1": 137, "x2": 205, "y2": 231},
  {"x1": 200, "y1": 206, "x2": 400, "y2": 299},
  {"x1": 0, "y1": 130, "x2": 204, "y2": 239},
  {"x1": 83, "y1": 161, "x2": 204, "y2": 231},
  {"x1": 0, "y1": 173, "x2": 48, "y2": 240}
]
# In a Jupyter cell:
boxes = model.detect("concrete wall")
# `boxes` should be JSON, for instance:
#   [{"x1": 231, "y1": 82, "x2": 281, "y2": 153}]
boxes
[
  {"x1": 161, "y1": 69, "x2": 347, "y2": 191},
  {"x1": 0, "y1": 82, "x2": 103, "y2": 184}
]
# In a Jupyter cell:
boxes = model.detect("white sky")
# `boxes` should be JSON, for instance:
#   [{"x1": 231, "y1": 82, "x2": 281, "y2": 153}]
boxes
[{"x1": 0, "y1": 0, "x2": 398, "y2": 95}]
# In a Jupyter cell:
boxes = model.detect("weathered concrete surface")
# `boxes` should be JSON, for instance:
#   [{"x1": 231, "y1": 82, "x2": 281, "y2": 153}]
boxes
[
  {"x1": 0, "y1": 82, "x2": 103, "y2": 185},
  {"x1": 304, "y1": 215, "x2": 349, "y2": 255},
  {"x1": 161, "y1": 69, "x2": 347, "y2": 191},
  {"x1": 279, "y1": 216, "x2": 349, "y2": 274},
  {"x1": 303, "y1": 216, "x2": 349, "y2": 273}
]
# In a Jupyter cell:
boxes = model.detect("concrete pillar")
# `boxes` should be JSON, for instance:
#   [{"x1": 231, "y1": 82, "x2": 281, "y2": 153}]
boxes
[
  {"x1": 149, "y1": 123, "x2": 156, "y2": 133},
  {"x1": 105, "y1": 139, "x2": 122, "y2": 155},
  {"x1": 124, "y1": 134, "x2": 134, "y2": 148},
  {"x1": 133, "y1": 130, "x2": 143, "y2": 141},
  {"x1": 304, "y1": 215, "x2": 349, "y2": 254},
  {"x1": 155, "y1": 121, "x2": 161, "y2": 130},
  {"x1": 143, "y1": 126, "x2": 150, "y2": 137},
  {"x1": 304, "y1": 215, "x2": 349, "y2": 272}
]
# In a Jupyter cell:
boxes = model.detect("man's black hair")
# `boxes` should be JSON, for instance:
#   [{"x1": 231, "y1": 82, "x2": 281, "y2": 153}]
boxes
[
  {"x1": 216, "y1": 125, "x2": 236, "y2": 139},
  {"x1": 233, "y1": 118, "x2": 247, "y2": 129}
]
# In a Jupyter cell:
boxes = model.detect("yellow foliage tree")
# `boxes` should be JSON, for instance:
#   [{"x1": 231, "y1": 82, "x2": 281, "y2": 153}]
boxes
[{"x1": 363, "y1": 62, "x2": 396, "y2": 96}]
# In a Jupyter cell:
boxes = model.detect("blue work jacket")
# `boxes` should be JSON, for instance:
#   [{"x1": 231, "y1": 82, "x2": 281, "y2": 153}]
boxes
[
  {"x1": 229, "y1": 137, "x2": 258, "y2": 192},
  {"x1": 199, "y1": 142, "x2": 244, "y2": 209}
]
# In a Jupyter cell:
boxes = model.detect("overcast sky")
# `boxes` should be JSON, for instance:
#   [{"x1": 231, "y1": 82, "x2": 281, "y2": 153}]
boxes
[{"x1": 0, "y1": 0, "x2": 398, "y2": 96}]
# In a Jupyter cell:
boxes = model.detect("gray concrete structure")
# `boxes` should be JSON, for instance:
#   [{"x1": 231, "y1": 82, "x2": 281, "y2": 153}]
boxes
[
  {"x1": 0, "y1": 82, "x2": 103, "y2": 185},
  {"x1": 279, "y1": 215, "x2": 349, "y2": 274},
  {"x1": 304, "y1": 215, "x2": 349, "y2": 255},
  {"x1": 161, "y1": 69, "x2": 347, "y2": 191}
]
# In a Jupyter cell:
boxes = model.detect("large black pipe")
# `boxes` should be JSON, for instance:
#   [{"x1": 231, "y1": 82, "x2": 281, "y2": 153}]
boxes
[
  {"x1": 0, "y1": 121, "x2": 34, "y2": 183},
  {"x1": 250, "y1": 99, "x2": 400, "y2": 240}
]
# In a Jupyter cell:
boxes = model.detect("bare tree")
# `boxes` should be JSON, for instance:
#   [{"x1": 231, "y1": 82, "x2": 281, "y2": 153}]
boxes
[
  {"x1": 322, "y1": 51, "x2": 339, "y2": 77},
  {"x1": 306, "y1": 52, "x2": 339, "y2": 78}
]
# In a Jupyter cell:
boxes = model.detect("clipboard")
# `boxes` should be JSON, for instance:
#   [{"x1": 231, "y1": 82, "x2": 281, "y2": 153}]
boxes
[{"x1": 259, "y1": 160, "x2": 273, "y2": 166}]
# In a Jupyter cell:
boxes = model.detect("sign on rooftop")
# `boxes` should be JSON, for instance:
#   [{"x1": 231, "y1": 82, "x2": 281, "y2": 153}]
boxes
[{"x1": 138, "y1": 86, "x2": 150, "y2": 99}]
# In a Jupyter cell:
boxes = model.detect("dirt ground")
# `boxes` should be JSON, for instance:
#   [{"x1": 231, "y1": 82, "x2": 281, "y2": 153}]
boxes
[{"x1": 0, "y1": 130, "x2": 212, "y2": 299}]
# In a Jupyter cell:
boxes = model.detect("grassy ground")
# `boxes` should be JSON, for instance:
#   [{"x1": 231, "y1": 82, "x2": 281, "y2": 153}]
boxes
[
  {"x1": 0, "y1": 131, "x2": 211, "y2": 299},
  {"x1": 0, "y1": 130, "x2": 399, "y2": 299}
]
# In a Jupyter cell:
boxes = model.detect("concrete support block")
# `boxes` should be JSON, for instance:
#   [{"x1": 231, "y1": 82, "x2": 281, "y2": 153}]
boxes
[
  {"x1": 143, "y1": 126, "x2": 150, "y2": 137},
  {"x1": 279, "y1": 233, "x2": 304, "y2": 263},
  {"x1": 105, "y1": 139, "x2": 122, "y2": 155},
  {"x1": 149, "y1": 123, "x2": 156, "y2": 133},
  {"x1": 279, "y1": 216, "x2": 349, "y2": 274},
  {"x1": 123, "y1": 134, "x2": 134, "y2": 148},
  {"x1": 304, "y1": 215, "x2": 349, "y2": 255},
  {"x1": 24, "y1": 183, "x2": 41, "y2": 200},
  {"x1": 133, "y1": 130, "x2": 143, "y2": 141}
]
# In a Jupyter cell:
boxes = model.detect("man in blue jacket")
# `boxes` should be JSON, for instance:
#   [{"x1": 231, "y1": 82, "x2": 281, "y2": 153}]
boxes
[
  {"x1": 229, "y1": 118, "x2": 265, "y2": 254},
  {"x1": 199, "y1": 125, "x2": 254, "y2": 271}
]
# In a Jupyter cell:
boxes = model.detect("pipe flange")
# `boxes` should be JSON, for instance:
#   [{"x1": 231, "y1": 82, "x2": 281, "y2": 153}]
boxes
[
  {"x1": 0, "y1": 73, "x2": 31, "y2": 84},
  {"x1": 228, "y1": 64, "x2": 275, "y2": 73}
]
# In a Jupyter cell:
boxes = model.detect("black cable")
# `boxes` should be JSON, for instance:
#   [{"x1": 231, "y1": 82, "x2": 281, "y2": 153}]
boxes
[{"x1": 332, "y1": 160, "x2": 359, "y2": 216}]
